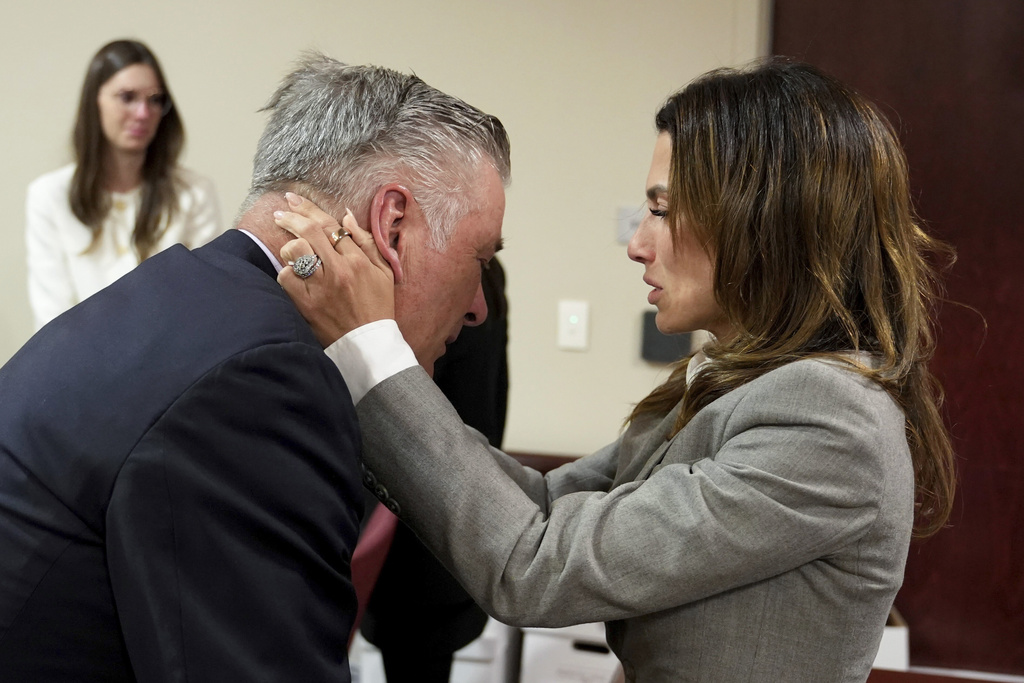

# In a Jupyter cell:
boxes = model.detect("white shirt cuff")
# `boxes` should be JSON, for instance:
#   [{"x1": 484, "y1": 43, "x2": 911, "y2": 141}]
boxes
[{"x1": 324, "y1": 319, "x2": 418, "y2": 405}]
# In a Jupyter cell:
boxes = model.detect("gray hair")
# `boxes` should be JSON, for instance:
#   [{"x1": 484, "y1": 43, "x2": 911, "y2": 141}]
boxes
[{"x1": 242, "y1": 54, "x2": 511, "y2": 249}]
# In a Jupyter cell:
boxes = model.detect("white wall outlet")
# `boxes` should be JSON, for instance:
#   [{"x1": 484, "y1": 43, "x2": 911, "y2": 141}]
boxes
[{"x1": 557, "y1": 300, "x2": 590, "y2": 350}]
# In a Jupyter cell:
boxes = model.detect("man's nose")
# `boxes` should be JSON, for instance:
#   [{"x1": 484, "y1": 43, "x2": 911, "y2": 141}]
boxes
[{"x1": 463, "y1": 283, "x2": 489, "y2": 327}]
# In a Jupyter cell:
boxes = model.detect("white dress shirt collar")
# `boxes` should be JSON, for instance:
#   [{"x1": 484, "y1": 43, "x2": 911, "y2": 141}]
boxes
[{"x1": 238, "y1": 229, "x2": 285, "y2": 273}]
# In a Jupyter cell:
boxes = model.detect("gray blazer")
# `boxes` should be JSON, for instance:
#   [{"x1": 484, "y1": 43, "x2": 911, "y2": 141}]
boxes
[{"x1": 357, "y1": 358, "x2": 914, "y2": 682}]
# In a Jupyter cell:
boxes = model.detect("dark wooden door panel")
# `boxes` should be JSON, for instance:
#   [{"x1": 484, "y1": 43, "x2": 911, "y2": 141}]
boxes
[
  {"x1": 869, "y1": 670, "x2": 1001, "y2": 683},
  {"x1": 772, "y1": 0, "x2": 1024, "y2": 674}
]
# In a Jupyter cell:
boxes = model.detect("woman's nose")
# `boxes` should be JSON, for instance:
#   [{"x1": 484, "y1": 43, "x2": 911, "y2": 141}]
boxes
[
  {"x1": 131, "y1": 101, "x2": 154, "y2": 119},
  {"x1": 627, "y1": 220, "x2": 650, "y2": 263}
]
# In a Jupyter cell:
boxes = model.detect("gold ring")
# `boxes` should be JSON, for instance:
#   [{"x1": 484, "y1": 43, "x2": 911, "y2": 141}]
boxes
[{"x1": 330, "y1": 230, "x2": 352, "y2": 247}]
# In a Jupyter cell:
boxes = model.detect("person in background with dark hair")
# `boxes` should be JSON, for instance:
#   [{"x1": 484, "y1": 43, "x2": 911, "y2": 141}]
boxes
[
  {"x1": 361, "y1": 257, "x2": 508, "y2": 683},
  {"x1": 25, "y1": 39, "x2": 220, "y2": 329},
  {"x1": 277, "y1": 59, "x2": 956, "y2": 682}
]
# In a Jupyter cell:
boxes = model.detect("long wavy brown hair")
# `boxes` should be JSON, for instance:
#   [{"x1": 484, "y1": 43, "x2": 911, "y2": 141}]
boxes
[
  {"x1": 70, "y1": 39, "x2": 184, "y2": 260},
  {"x1": 628, "y1": 59, "x2": 955, "y2": 537}
]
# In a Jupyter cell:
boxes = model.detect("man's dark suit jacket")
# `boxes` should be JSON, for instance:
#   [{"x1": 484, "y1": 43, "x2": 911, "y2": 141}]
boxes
[{"x1": 0, "y1": 230, "x2": 364, "y2": 681}]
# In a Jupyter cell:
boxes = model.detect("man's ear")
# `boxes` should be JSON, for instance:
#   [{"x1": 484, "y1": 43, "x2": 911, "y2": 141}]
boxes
[{"x1": 369, "y1": 184, "x2": 412, "y2": 283}]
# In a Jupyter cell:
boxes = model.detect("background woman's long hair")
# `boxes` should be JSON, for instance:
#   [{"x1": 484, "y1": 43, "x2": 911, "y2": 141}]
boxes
[
  {"x1": 70, "y1": 39, "x2": 184, "y2": 260},
  {"x1": 629, "y1": 59, "x2": 955, "y2": 537}
]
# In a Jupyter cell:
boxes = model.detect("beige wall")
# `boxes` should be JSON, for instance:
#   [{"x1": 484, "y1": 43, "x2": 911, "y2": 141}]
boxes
[{"x1": 0, "y1": 0, "x2": 768, "y2": 455}]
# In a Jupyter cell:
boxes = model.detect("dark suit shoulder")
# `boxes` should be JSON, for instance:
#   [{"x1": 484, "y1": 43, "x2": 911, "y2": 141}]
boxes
[
  {"x1": 0, "y1": 236, "x2": 359, "y2": 681},
  {"x1": 0, "y1": 234, "x2": 321, "y2": 534},
  {"x1": 107, "y1": 340, "x2": 362, "y2": 680}
]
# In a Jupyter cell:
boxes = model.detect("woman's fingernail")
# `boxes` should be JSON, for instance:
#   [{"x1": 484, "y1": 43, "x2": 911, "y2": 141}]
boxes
[
  {"x1": 286, "y1": 192, "x2": 302, "y2": 207},
  {"x1": 273, "y1": 210, "x2": 285, "y2": 219}
]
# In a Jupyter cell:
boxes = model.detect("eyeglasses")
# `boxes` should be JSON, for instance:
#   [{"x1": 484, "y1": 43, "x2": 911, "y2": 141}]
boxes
[{"x1": 112, "y1": 89, "x2": 173, "y2": 117}]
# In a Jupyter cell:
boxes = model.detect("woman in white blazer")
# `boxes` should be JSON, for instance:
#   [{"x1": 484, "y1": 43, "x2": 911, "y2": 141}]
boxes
[
  {"x1": 276, "y1": 60, "x2": 955, "y2": 682},
  {"x1": 26, "y1": 39, "x2": 220, "y2": 329}
]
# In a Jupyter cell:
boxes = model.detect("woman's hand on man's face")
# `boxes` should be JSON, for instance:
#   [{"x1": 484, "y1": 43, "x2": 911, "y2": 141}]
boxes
[{"x1": 275, "y1": 192, "x2": 395, "y2": 347}]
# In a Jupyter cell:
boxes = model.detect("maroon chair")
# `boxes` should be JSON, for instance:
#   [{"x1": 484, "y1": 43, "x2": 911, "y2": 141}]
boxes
[{"x1": 348, "y1": 503, "x2": 399, "y2": 647}]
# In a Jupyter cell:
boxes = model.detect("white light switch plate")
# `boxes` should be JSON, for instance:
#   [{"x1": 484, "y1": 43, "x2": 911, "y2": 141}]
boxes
[{"x1": 557, "y1": 300, "x2": 589, "y2": 350}]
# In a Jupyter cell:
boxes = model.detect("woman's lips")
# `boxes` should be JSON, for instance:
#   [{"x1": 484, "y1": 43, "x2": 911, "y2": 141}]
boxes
[{"x1": 644, "y1": 277, "x2": 662, "y2": 305}]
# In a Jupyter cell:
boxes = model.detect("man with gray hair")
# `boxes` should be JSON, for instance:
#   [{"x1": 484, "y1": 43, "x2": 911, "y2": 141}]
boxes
[
  {"x1": 256, "y1": 54, "x2": 509, "y2": 374},
  {"x1": 0, "y1": 54, "x2": 508, "y2": 681}
]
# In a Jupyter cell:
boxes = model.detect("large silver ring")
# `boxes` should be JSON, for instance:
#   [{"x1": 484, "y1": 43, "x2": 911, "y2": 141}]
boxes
[{"x1": 291, "y1": 254, "x2": 321, "y2": 279}]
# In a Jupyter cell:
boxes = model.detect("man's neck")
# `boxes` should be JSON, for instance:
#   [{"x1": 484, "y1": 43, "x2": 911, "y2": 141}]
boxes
[{"x1": 234, "y1": 193, "x2": 294, "y2": 263}]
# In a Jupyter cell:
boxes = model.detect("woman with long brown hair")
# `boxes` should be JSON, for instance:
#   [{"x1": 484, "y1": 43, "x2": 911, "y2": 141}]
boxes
[
  {"x1": 26, "y1": 39, "x2": 220, "y2": 328},
  {"x1": 275, "y1": 59, "x2": 954, "y2": 682}
]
